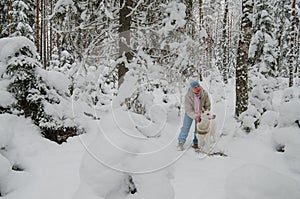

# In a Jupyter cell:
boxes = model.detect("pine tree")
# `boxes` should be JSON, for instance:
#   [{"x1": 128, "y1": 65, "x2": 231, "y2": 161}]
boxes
[
  {"x1": 1, "y1": 37, "x2": 83, "y2": 143},
  {"x1": 4, "y1": 0, "x2": 34, "y2": 41},
  {"x1": 0, "y1": 0, "x2": 10, "y2": 38},
  {"x1": 50, "y1": 0, "x2": 79, "y2": 59},
  {"x1": 249, "y1": 0, "x2": 277, "y2": 78},
  {"x1": 273, "y1": 0, "x2": 289, "y2": 77}
]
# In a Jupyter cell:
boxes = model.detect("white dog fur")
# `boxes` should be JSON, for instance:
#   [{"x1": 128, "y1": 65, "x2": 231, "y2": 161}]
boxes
[{"x1": 196, "y1": 111, "x2": 217, "y2": 153}]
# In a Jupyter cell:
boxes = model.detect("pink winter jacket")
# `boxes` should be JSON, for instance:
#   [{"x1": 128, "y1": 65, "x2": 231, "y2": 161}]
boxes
[{"x1": 184, "y1": 87, "x2": 211, "y2": 120}]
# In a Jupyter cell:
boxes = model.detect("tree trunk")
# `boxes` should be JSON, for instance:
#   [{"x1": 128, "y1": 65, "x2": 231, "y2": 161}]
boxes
[
  {"x1": 118, "y1": 0, "x2": 133, "y2": 87},
  {"x1": 43, "y1": 0, "x2": 47, "y2": 68},
  {"x1": 205, "y1": 25, "x2": 212, "y2": 69},
  {"x1": 288, "y1": 0, "x2": 296, "y2": 87},
  {"x1": 35, "y1": 0, "x2": 40, "y2": 55},
  {"x1": 228, "y1": 12, "x2": 233, "y2": 78},
  {"x1": 276, "y1": 5, "x2": 285, "y2": 73},
  {"x1": 221, "y1": 0, "x2": 229, "y2": 84},
  {"x1": 235, "y1": 0, "x2": 253, "y2": 117},
  {"x1": 49, "y1": 0, "x2": 53, "y2": 61},
  {"x1": 185, "y1": 0, "x2": 195, "y2": 38},
  {"x1": 39, "y1": 0, "x2": 43, "y2": 60},
  {"x1": 199, "y1": 0, "x2": 203, "y2": 28},
  {"x1": 198, "y1": 0, "x2": 203, "y2": 81},
  {"x1": 8, "y1": 0, "x2": 13, "y2": 35}
]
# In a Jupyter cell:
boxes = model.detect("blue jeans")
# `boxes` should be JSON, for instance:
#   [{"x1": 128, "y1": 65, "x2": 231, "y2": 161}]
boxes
[{"x1": 178, "y1": 113, "x2": 198, "y2": 144}]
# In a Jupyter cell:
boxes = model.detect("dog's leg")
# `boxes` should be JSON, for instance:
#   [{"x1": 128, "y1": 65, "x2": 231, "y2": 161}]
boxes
[
  {"x1": 210, "y1": 120, "x2": 217, "y2": 144},
  {"x1": 198, "y1": 134, "x2": 207, "y2": 152},
  {"x1": 195, "y1": 134, "x2": 200, "y2": 153}
]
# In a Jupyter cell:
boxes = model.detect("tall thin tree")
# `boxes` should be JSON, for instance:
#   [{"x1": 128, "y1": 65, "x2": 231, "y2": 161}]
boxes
[
  {"x1": 42, "y1": 0, "x2": 47, "y2": 68},
  {"x1": 221, "y1": 0, "x2": 229, "y2": 84},
  {"x1": 235, "y1": 0, "x2": 253, "y2": 117},
  {"x1": 118, "y1": 0, "x2": 133, "y2": 87},
  {"x1": 288, "y1": 0, "x2": 297, "y2": 87},
  {"x1": 35, "y1": 0, "x2": 40, "y2": 54}
]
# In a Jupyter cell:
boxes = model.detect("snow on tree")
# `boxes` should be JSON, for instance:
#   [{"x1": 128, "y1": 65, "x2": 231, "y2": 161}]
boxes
[
  {"x1": 0, "y1": 0, "x2": 10, "y2": 38},
  {"x1": 3, "y1": 0, "x2": 34, "y2": 41},
  {"x1": 0, "y1": 36, "x2": 83, "y2": 144},
  {"x1": 249, "y1": 0, "x2": 277, "y2": 77}
]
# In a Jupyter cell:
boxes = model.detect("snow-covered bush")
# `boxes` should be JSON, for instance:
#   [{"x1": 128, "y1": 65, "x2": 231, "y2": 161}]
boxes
[
  {"x1": 260, "y1": 110, "x2": 279, "y2": 127},
  {"x1": 240, "y1": 74, "x2": 300, "y2": 131},
  {"x1": 239, "y1": 105, "x2": 261, "y2": 132},
  {"x1": 75, "y1": 108, "x2": 176, "y2": 199},
  {"x1": 240, "y1": 71, "x2": 282, "y2": 131},
  {"x1": 51, "y1": 50, "x2": 75, "y2": 74},
  {"x1": 70, "y1": 63, "x2": 116, "y2": 115},
  {"x1": 0, "y1": 36, "x2": 83, "y2": 143},
  {"x1": 278, "y1": 88, "x2": 300, "y2": 127}
]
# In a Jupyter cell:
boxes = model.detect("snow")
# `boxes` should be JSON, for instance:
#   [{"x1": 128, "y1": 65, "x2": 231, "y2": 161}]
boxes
[
  {"x1": 160, "y1": 1, "x2": 186, "y2": 34},
  {"x1": 36, "y1": 67, "x2": 71, "y2": 96},
  {"x1": 1, "y1": 65, "x2": 300, "y2": 198},
  {"x1": 226, "y1": 164, "x2": 300, "y2": 199},
  {"x1": 260, "y1": 110, "x2": 279, "y2": 127},
  {"x1": 0, "y1": 79, "x2": 16, "y2": 106},
  {"x1": 1, "y1": 0, "x2": 300, "y2": 197},
  {"x1": 0, "y1": 36, "x2": 37, "y2": 62},
  {"x1": 0, "y1": 114, "x2": 84, "y2": 199},
  {"x1": 114, "y1": 70, "x2": 139, "y2": 108},
  {"x1": 53, "y1": 0, "x2": 76, "y2": 15}
]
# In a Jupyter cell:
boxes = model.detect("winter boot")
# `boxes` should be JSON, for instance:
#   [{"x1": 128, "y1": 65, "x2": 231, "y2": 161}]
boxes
[
  {"x1": 192, "y1": 142, "x2": 199, "y2": 149},
  {"x1": 177, "y1": 142, "x2": 184, "y2": 151}
]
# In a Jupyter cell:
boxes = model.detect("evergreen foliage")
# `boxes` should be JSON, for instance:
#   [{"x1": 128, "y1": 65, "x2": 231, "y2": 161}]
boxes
[
  {"x1": 3, "y1": 0, "x2": 34, "y2": 41},
  {"x1": 250, "y1": 0, "x2": 277, "y2": 77},
  {"x1": 0, "y1": 37, "x2": 83, "y2": 144}
]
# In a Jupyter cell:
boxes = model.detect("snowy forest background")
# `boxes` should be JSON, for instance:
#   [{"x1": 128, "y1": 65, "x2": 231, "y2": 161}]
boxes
[{"x1": 0, "y1": 0, "x2": 300, "y2": 199}]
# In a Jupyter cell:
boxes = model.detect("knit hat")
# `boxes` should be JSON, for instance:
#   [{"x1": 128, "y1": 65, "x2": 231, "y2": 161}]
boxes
[{"x1": 190, "y1": 81, "x2": 200, "y2": 89}]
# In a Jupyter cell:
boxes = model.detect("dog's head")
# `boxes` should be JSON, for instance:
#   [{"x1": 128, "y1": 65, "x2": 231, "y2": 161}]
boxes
[
  {"x1": 197, "y1": 111, "x2": 216, "y2": 134},
  {"x1": 202, "y1": 111, "x2": 216, "y2": 120}
]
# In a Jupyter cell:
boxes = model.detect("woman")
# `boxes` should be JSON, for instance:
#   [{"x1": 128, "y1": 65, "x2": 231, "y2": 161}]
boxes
[{"x1": 177, "y1": 80, "x2": 211, "y2": 151}]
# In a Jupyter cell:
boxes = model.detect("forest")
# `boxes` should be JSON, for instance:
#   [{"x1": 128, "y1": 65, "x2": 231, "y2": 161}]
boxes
[
  {"x1": 0, "y1": 0, "x2": 300, "y2": 199},
  {"x1": 0, "y1": 0, "x2": 299, "y2": 141}
]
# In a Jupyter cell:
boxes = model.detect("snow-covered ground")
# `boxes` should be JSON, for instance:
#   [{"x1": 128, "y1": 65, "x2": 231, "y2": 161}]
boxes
[{"x1": 1, "y1": 80, "x2": 300, "y2": 199}]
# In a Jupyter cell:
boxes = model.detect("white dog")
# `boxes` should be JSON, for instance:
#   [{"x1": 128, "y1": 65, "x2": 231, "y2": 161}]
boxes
[{"x1": 195, "y1": 111, "x2": 217, "y2": 153}]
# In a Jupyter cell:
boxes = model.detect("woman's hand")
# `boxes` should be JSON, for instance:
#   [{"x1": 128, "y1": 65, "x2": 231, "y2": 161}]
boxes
[{"x1": 196, "y1": 115, "x2": 201, "y2": 122}]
